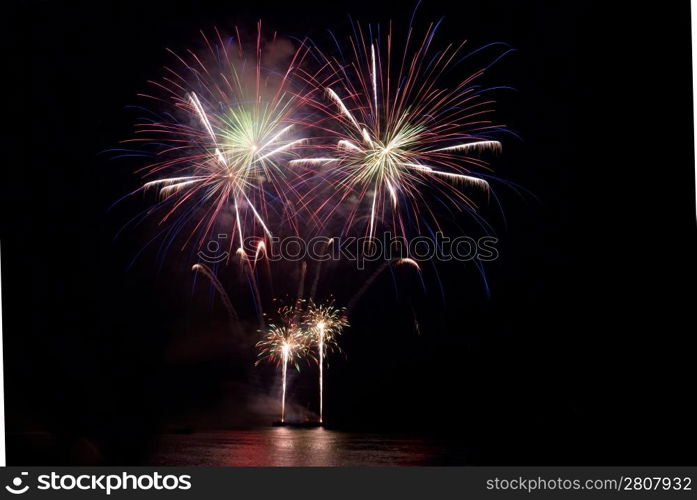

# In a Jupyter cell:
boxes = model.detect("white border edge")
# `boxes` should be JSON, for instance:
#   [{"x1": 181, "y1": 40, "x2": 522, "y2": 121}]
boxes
[
  {"x1": 0, "y1": 241, "x2": 6, "y2": 466},
  {"x1": 693, "y1": 0, "x2": 697, "y2": 220}
]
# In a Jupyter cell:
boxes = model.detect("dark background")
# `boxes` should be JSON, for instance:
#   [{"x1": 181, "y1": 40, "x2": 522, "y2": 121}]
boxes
[{"x1": 3, "y1": 0, "x2": 696, "y2": 465}]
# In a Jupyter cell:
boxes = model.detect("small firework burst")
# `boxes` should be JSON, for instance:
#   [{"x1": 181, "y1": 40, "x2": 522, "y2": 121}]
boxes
[
  {"x1": 255, "y1": 324, "x2": 308, "y2": 369},
  {"x1": 256, "y1": 300, "x2": 314, "y2": 422},
  {"x1": 256, "y1": 323, "x2": 309, "y2": 423},
  {"x1": 303, "y1": 300, "x2": 349, "y2": 422},
  {"x1": 303, "y1": 300, "x2": 349, "y2": 353}
]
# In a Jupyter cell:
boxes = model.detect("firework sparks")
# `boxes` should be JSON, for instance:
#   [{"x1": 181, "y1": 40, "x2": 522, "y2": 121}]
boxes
[
  {"x1": 255, "y1": 322, "x2": 308, "y2": 423},
  {"x1": 297, "y1": 23, "x2": 504, "y2": 240},
  {"x1": 256, "y1": 303, "x2": 313, "y2": 422},
  {"x1": 303, "y1": 301, "x2": 349, "y2": 423},
  {"x1": 127, "y1": 25, "x2": 312, "y2": 252}
]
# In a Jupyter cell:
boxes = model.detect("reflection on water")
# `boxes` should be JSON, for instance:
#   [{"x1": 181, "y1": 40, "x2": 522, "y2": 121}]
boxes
[{"x1": 147, "y1": 429, "x2": 474, "y2": 466}]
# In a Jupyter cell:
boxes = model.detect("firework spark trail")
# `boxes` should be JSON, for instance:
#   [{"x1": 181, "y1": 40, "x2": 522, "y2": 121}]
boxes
[
  {"x1": 295, "y1": 22, "x2": 505, "y2": 242},
  {"x1": 318, "y1": 321, "x2": 324, "y2": 422},
  {"x1": 240, "y1": 255, "x2": 265, "y2": 327},
  {"x1": 309, "y1": 238, "x2": 334, "y2": 300},
  {"x1": 303, "y1": 301, "x2": 349, "y2": 423},
  {"x1": 192, "y1": 263, "x2": 240, "y2": 324},
  {"x1": 296, "y1": 261, "x2": 307, "y2": 304},
  {"x1": 281, "y1": 343, "x2": 288, "y2": 422},
  {"x1": 253, "y1": 240, "x2": 267, "y2": 263},
  {"x1": 346, "y1": 258, "x2": 423, "y2": 311},
  {"x1": 346, "y1": 260, "x2": 391, "y2": 311}
]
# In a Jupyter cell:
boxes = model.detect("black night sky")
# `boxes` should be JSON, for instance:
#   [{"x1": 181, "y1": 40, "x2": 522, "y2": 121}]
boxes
[{"x1": 4, "y1": 1, "x2": 696, "y2": 465}]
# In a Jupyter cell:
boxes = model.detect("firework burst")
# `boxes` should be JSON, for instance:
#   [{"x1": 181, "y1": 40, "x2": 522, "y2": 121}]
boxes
[
  {"x1": 125, "y1": 24, "x2": 312, "y2": 253},
  {"x1": 295, "y1": 22, "x2": 505, "y2": 240}
]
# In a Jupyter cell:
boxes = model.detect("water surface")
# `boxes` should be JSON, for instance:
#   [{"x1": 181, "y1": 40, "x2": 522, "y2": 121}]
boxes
[{"x1": 147, "y1": 429, "x2": 474, "y2": 466}]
